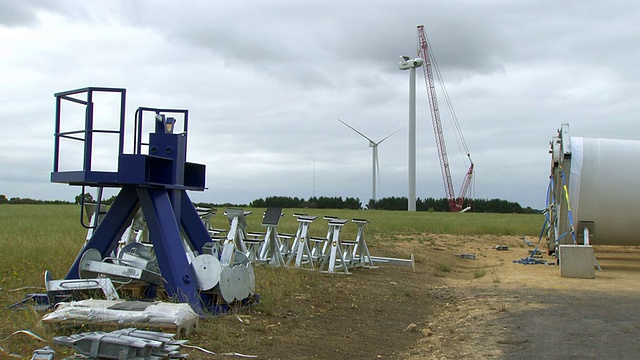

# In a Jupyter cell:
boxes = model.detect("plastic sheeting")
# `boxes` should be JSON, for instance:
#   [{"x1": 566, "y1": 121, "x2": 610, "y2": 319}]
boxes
[{"x1": 41, "y1": 300, "x2": 198, "y2": 337}]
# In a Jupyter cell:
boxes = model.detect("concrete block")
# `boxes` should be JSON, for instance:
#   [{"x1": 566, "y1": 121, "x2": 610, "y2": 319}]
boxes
[{"x1": 559, "y1": 245, "x2": 595, "y2": 279}]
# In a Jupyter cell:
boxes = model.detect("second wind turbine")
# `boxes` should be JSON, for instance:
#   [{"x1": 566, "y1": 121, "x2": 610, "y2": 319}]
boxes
[{"x1": 338, "y1": 118, "x2": 401, "y2": 202}]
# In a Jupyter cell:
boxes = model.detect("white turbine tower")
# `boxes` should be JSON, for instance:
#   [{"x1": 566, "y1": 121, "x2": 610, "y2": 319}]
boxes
[{"x1": 338, "y1": 119, "x2": 401, "y2": 202}]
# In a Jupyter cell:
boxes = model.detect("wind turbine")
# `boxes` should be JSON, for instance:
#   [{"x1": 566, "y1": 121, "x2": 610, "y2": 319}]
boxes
[{"x1": 338, "y1": 118, "x2": 401, "y2": 202}]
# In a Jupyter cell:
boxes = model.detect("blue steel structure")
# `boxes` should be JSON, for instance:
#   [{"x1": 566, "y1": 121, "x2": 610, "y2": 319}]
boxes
[{"x1": 51, "y1": 87, "x2": 217, "y2": 314}]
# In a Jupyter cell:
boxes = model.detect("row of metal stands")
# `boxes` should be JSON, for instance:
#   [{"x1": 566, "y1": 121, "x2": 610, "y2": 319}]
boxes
[{"x1": 196, "y1": 207, "x2": 375, "y2": 274}]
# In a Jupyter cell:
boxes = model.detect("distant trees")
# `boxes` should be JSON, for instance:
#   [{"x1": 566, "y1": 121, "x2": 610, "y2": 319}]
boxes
[
  {"x1": 0, "y1": 192, "x2": 538, "y2": 213},
  {"x1": 74, "y1": 193, "x2": 94, "y2": 205},
  {"x1": 0, "y1": 194, "x2": 72, "y2": 205},
  {"x1": 249, "y1": 195, "x2": 536, "y2": 213},
  {"x1": 367, "y1": 196, "x2": 539, "y2": 213},
  {"x1": 249, "y1": 196, "x2": 362, "y2": 210}
]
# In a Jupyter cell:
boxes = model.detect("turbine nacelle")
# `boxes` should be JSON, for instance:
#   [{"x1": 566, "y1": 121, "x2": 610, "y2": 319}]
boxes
[{"x1": 398, "y1": 56, "x2": 424, "y2": 70}]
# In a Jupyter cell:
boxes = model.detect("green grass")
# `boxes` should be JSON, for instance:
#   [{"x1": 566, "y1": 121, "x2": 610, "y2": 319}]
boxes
[
  {"x1": 435, "y1": 263, "x2": 453, "y2": 273},
  {"x1": 0, "y1": 204, "x2": 542, "y2": 292},
  {"x1": 473, "y1": 268, "x2": 487, "y2": 279},
  {"x1": 0, "y1": 204, "x2": 542, "y2": 356},
  {"x1": 206, "y1": 207, "x2": 543, "y2": 243}
]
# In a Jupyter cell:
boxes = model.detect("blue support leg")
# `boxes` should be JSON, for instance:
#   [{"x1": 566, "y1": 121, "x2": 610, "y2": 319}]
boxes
[
  {"x1": 137, "y1": 188, "x2": 204, "y2": 314},
  {"x1": 179, "y1": 191, "x2": 212, "y2": 253},
  {"x1": 65, "y1": 186, "x2": 139, "y2": 279}
]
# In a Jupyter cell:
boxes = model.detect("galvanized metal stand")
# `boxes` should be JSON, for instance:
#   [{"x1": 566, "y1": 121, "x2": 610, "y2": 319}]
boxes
[
  {"x1": 318, "y1": 219, "x2": 350, "y2": 274},
  {"x1": 220, "y1": 208, "x2": 251, "y2": 267},
  {"x1": 254, "y1": 207, "x2": 286, "y2": 267},
  {"x1": 345, "y1": 219, "x2": 376, "y2": 268},
  {"x1": 287, "y1": 215, "x2": 318, "y2": 269}
]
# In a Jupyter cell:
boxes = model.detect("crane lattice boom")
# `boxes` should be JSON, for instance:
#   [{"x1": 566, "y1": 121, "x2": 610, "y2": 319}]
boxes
[{"x1": 417, "y1": 25, "x2": 474, "y2": 212}]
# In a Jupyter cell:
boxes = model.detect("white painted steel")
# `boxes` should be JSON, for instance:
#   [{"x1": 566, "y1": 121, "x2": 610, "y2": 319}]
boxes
[
  {"x1": 398, "y1": 56, "x2": 423, "y2": 212},
  {"x1": 408, "y1": 66, "x2": 417, "y2": 212},
  {"x1": 568, "y1": 136, "x2": 640, "y2": 245}
]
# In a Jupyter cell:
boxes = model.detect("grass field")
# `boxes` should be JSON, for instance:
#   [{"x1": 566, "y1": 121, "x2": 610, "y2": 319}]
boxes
[{"x1": 0, "y1": 204, "x2": 543, "y2": 357}]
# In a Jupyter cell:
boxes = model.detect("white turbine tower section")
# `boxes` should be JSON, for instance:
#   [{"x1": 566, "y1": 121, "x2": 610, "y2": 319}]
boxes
[
  {"x1": 338, "y1": 119, "x2": 401, "y2": 202},
  {"x1": 399, "y1": 55, "x2": 424, "y2": 212}
]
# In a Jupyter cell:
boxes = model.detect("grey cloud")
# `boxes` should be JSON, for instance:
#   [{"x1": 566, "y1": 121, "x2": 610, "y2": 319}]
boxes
[{"x1": 0, "y1": 0, "x2": 52, "y2": 27}]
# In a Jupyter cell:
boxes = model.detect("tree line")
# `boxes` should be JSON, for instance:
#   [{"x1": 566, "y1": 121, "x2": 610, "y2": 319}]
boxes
[
  {"x1": 0, "y1": 193, "x2": 538, "y2": 213},
  {"x1": 249, "y1": 196, "x2": 362, "y2": 210},
  {"x1": 0, "y1": 194, "x2": 71, "y2": 205},
  {"x1": 248, "y1": 195, "x2": 538, "y2": 213},
  {"x1": 366, "y1": 196, "x2": 539, "y2": 213}
]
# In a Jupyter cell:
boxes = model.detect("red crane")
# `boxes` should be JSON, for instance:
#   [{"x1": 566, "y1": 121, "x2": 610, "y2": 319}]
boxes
[{"x1": 417, "y1": 25, "x2": 474, "y2": 212}]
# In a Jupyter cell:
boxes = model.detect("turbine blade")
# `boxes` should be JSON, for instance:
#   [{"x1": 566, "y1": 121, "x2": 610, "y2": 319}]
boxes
[
  {"x1": 377, "y1": 127, "x2": 403, "y2": 145},
  {"x1": 337, "y1": 118, "x2": 374, "y2": 143}
]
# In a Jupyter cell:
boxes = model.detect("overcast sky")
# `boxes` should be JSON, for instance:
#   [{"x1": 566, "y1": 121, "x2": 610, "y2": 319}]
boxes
[{"x1": 1, "y1": 1, "x2": 638, "y2": 209}]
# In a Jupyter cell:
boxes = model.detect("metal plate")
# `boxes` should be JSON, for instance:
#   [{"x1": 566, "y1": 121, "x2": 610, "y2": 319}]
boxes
[
  {"x1": 233, "y1": 251, "x2": 250, "y2": 266},
  {"x1": 218, "y1": 266, "x2": 235, "y2": 303},
  {"x1": 234, "y1": 265, "x2": 250, "y2": 301},
  {"x1": 79, "y1": 248, "x2": 103, "y2": 279},
  {"x1": 120, "y1": 243, "x2": 159, "y2": 273},
  {"x1": 192, "y1": 254, "x2": 222, "y2": 291},
  {"x1": 246, "y1": 263, "x2": 255, "y2": 295}
]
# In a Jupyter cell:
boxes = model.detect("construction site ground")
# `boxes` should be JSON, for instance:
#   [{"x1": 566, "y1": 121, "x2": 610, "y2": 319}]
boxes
[{"x1": 182, "y1": 235, "x2": 640, "y2": 359}]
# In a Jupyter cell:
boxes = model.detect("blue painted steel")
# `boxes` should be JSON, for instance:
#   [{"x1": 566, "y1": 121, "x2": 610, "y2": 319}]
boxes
[
  {"x1": 50, "y1": 87, "x2": 230, "y2": 314},
  {"x1": 51, "y1": 89, "x2": 204, "y2": 190},
  {"x1": 52, "y1": 87, "x2": 126, "y2": 178},
  {"x1": 179, "y1": 191, "x2": 212, "y2": 253},
  {"x1": 137, "y1": 187, "x2": 204, "y2": 312},
  {"x1": 65, "y1": 186, "x2": 139, "y2": 279}
]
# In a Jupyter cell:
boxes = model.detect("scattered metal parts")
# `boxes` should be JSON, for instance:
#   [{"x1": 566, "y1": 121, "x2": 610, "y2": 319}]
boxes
[
  {"x1": 118, "y1": 243, "x2": 158, "y2": 272},
  {"x1": 79, "y1": 248, "x2": 163, "y2": 286},
  {"x1": 6, "y1": 293, "x2": 66, "y2": 311},
  {"x1": 361, "y1": 255, "x2": 414, "y2": 268},
  {"x1": 513, "y1": 257, "x2": 555, "y2": 265},
  {"x1": 44, "y1": 270, "x2": 120, "y2": 301},
  {"x1": 53, "y1": 328, "x2": 187, "y2": 359},
  {"x1": 31, "y1": 346, "x2": 54, "y2": 360}
]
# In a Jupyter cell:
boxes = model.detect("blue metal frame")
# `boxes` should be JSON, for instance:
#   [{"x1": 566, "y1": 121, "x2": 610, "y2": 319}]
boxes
[{"x1": 51, "y1": 87, "x2": 227, "y2": 314}]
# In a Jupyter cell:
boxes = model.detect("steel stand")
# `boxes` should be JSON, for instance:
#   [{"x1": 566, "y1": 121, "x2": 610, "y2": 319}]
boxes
[{"x1": 50, "y1": 87, "x2": 244, "y2": 315}]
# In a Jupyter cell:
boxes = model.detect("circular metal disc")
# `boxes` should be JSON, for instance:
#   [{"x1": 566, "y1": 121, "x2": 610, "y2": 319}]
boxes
[
  {"x1": 78, "y1": 248, "x2": 102, "y2": 279},
  {"x1": 234, "y1": 265, "x2": 250, "y2": 301},
  {"x1": 233, "y1": 251, "x2": 250, "y2": 266},
  {"x1": 229, "y1": 266, "x2": 242, "y2": 301},
  {"x1": 246, "y1": 263, "x2": 255, "y2": 296},
  {"x1": 218, "y1": 266, "x2": 235, "y2": 303},
  {"x1": 192, "y1": 254, "x2": 222, "y2": 291}
]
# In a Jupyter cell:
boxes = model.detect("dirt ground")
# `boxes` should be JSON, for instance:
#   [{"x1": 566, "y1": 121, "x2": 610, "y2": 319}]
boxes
[{"x1": 181, "y1": 235, "x2": 640, "y2": 359}]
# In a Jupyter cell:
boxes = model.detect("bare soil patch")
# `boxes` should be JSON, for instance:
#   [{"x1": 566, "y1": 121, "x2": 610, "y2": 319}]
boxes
[{"x1": 179, "y1": 235, "x2": 640, "y2": 359}]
